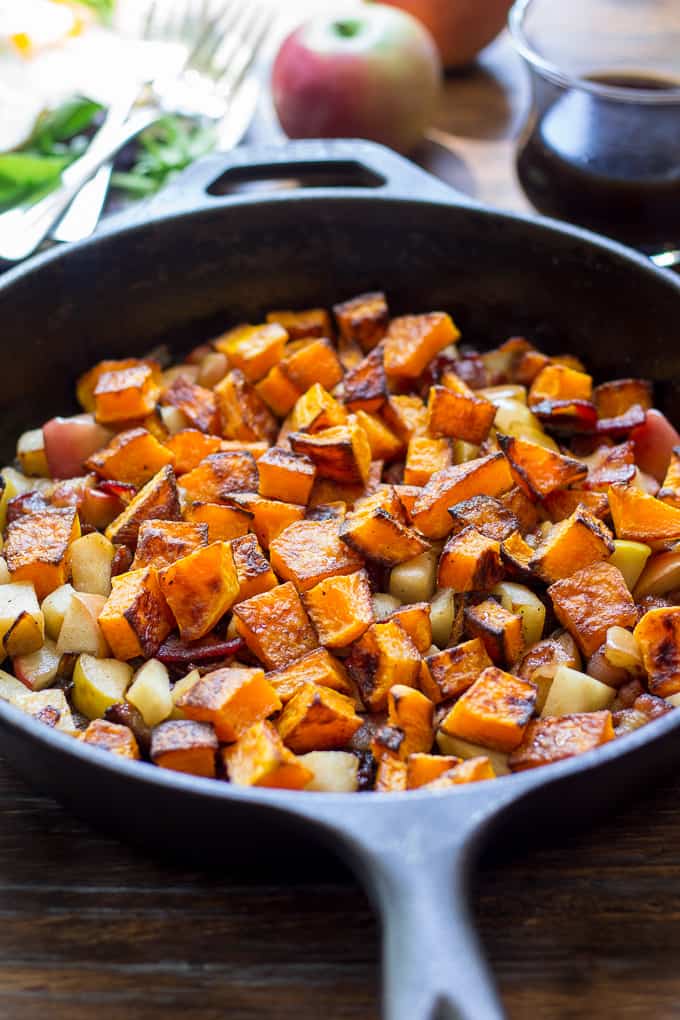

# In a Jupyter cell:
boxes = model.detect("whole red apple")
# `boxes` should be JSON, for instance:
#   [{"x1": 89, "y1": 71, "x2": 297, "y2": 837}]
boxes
[
  {"x1": 382, "y1": 0, "x2": 513, "y2": 68},
  {"x1": 272, "y1": 4, "x2": 441, "y2": 153}
]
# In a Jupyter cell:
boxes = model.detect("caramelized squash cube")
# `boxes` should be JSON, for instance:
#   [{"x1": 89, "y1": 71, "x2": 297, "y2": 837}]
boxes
[
  {"x1": 184, "y1": 500, "x2": 252, "y2": 542},
  {"x1": 214, "y1": 369, "x2": 277, "y2": 443},
  {"x1": 303, "y1": 569, "x2": 374, "y2": 647},
  {"x1": 340, "y1": 488, "x2": 429, "y2": 565},
  {"x1": 162, "y1": 429, "x2": 222, "y2": 474},
  {"x1": 281, "y1": 337, "x2": 343, "y2": 392},
  {"x1": 99, "y1": 567, "x2": 173, "y2": 659},
  {"x1": 608, "y1": 482, "x2": 680, "y2": 543},
  {"x1": 411, "y1": 453, "x2": 514, "y2": 539},
  {"x1": 266, "y1": 647, "x2": 355, "y2": 704},
  {"x1": 235, "y1": 495, "x2": 306, "y2": 550},
  {"x1": 290, "y1": 423, "x2": 371, "y2": 484},
  {"x1": 464, "y1": 598, "x2": 524, "y2": 666},
  {"x1": 548, "y1": 561, "x2": 637, "y2": 657},
  {"x1": 427, "y1": 378, "x2": 496, "y2": 445},
  {"x1": 277, "y1": 682, "x2": 363, "y2": 753},
  {"x1": 233, "y1": 581, "x2": 318, "y2": 669},
  {"x1": 404, "y1": 436, "x2": 452, "y2": 486},
  {"x1": 440, "y1": 666, "x2": 536, "y2": 751},
  {"x1": 177, "y1": 665, "x2": 281, "y2": 742},
  {"x1": 93, "y1": 364, "x2": 160, "y2": 424},
  {"x1": 158, "y1": 541, "x2": 239, "y2": 642},
  {"x1": 375, "y1": 755, "x2": 408, "y2": 792},
  {"x1": 421, "y1": 756, "x2": 496, "y2": 787},
  {"x1": 528, "y1": 363, "x2": 593, "y2": 406},
  {"x1": 383, "y1": 394, "x2": 429, "y2": 443},
  {"x1": 105, "y1": 465, "x2": 180, "y2": 547},
  {"x1": 634, "y1": 606, "x2": 680, "y2": 696},
  {"x1": 78, "y1": 357, "x2": 159, "y2": 413},
  {"x1": 498, "y1": 433, "x2": 587, "y2": 499},
  {"x1": 333, "y1": 291, "x2": 388, "y2": 351},
  {"x1": 257, "y1": 447, "x2": 316, "y2": 504},
  {"x1": 420, "y1": 638, "x2": 493, "y2": 704},
  {"x1": 384, "y1": 312, "x2": 460, "y2": 379},
  {"x1": 270, "y1": 519, "x2": 364, "y2": 592},
  {"x1": 387, "y1": 684, "x2": 434, "y2": 758},
  {"x1": 179, "y1": 450, "x2": 258, "y2": 501},
  {"x1": 290, "y1": 383, "x2": 348, "y2": 433},
  {"x1": 255, "y1": 364, "x2": 302, "y2": 417},
  {"x1": 447, "y1": 494, "x2": 519, "y2": 543},
  {"x1": 131, "y1": 520, "x2": 208, "y2": 571},
  {"x1": 223, "y1": 720, "x2": 313, "y2": 789},
  {"x1": 530, "y1": 506, "x2": 614, "y2": 583},
  {"x1": 150, "y1": 719, "x2": 217, "y2": 777},
  {"x1": 231, "y1": 533, "x2": 278, "y2": 602},
  {"x1": 438, "y1": 526, "x2": 504, "y2": 592},
  {"x1": 82, "y1": 718, "x2": 140, "y2": 759},
  {"x1": 161, "y1": 375, "x2": 219, "y2": 434},
  {"x1": 509, "y1": 711, "x2": 614, "y2": 771},
  {"x1": 86, "y1": 427, "x2": 174, "y2": 487},
  {"x1": 389, "y1": 602, "x2": 432, "y2": 654},
  {"x1": 406, "y1": 752, "x2": 461, "y2": 789},
  {"x1": 353, "y1": 410, "x2": 403, "y2": 462},
  {"x1": 543, "y1": 488, "x2": 610, "y2": 523},
  {"x1": 342, "y1": 345, "x2": 388, "y2": 412},
  {"x1": 5, "y1": 506, "x2": 80, "y2": 600},
  {"x1": 500, "y1": 485, "x2": 540, "y2": 533},
  {"x1": 266, "y1": 307, "x2": 332, "y2": 340},
  {"x1": 593, "y1": 378, "x2": 652, "y2": 418},
  {"x1": 215, "y1": 322, "x2": 288, "y2": 382},
  {"x1": 346, "y1": 619, "x2": 421, "y2": 711}
]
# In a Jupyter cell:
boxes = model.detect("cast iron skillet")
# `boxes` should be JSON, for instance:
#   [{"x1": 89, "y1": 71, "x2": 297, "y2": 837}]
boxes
[{"x1": 0, "y1": 141, "x2": 680, "y2": 1020}]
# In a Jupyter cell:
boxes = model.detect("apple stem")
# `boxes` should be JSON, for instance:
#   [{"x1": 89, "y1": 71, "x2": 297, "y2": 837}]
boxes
[{"x1": 332, "y1": 19, "x2": 362, "y2": 39}]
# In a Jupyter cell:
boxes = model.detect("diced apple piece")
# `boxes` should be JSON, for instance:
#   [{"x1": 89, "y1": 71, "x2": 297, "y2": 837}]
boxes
[
  {"x1": 429, "y1": 588, "x2": 455, "y2": 648},
  {"x1": 389, "y1": 549, "x2": 438, "y2": 603},
  {"x1": 126, "y1": 659, "x2": 173, "y2": 727},
  {"x1": 57, "y1": 592, "x2": 108, "y2": 657},
  {"x1": 0, "y1": 467, "x2": 35, "y2": 531},
  {"x1": 70, "y1": 532, "x2": 115, "y2": 597},
  {"x1": 436, "y1": 730, "x2": 510, "y2": 776},
  {"x1": 17, "y1": 428, "x2": 49, "y2": 477},
  {"x1": 43, "y1": 414, "x2": 113, "y2": 480},
  {"x1": 491, "y1": 582, "x2": 546, "y2": 647},
  {"x1": 13, "y1": 638, "x2": 60, "y2": 691},
  {"x1": 41, "y1": 583, "x2": 76, "y2": 640},
  {"x1": 13, "y1": 688, "x2": 75, "y2": 732},
  {"x1": 0, "y1": 669, "x2": 33, "y2": 703},
  {"x1": 0, "y1": 582, "x2": 44, "y2": 652},
  {"x1": 4, "y1": 609, "x2": 45, "y2": 657},
  {"x1": 541, "y1": 664, "x2": 615, "y2": 718},
  {"x1": 72, "y1": 654, "x2": 133, "y2": 720},
  {"x1": 0, "y1": 558, "x2": 10, "y2": 584},
  {"x1": 170, "y1": 669, "x2": 200, "y2": 720},
  {"x1": 609, "y1": 540, "x2": 652, "y2": 591},
  {"x1": 372, "y1": 592, "x2": 402, "y2": 621},
  {"x1": 299, "y1": 750, "x2": 360, "y2": 792}
]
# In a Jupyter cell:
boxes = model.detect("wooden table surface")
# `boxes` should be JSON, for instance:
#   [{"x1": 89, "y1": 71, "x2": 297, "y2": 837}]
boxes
[{"x1": 3, "y1": 30, "x2": 680, "y2": 1020}]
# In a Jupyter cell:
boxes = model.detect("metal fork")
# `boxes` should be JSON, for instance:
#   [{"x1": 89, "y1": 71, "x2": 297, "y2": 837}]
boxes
[{"x1": 0, "y1": 0, "x2": 270, "y2": 261}]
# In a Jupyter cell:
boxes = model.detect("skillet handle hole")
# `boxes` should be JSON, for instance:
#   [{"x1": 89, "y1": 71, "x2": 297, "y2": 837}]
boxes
[{"x1": 207, "y1": 160, "x2": 386, "y2": 196}]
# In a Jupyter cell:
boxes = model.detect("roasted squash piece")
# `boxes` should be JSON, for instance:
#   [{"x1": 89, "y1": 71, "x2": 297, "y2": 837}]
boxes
[
  {"x1": 407, "y1": 752, "x2": 461, "y2": 789},
  {"x1": 448, "y1": 494, "x2": 519, "y2": 542},
  {"x1": 223, "y1": 720, "x2": 313, "y2": 789},
  {"x1": 85, "y1": 427, "x2": 175, "y2": 487},
  {"x1": 131, "y1": 520, "x2": 208, "y2": 570},
  {"x1": 77, "y1": 357, "x2": 159, "y2": 413},
  {"x1": 389, "y1": 602, "x2": 432, "y2": 654},
  {"x1": 270, "y1": 518, "x2": 364, "y2": 592},
  {"x1": 289, "y1": 422, "x2": 371, "y2": 484},
  {"x1": 608, "y1": 482, "x2": 680, "y2": 543},
  {"x1": 593, "y1": 378, "x2": 652, "y2": 418},
  {"x1": 509, "y1": 711, "x2": 614, "y2": 771},
  {"x1": 375, "y1": 755, "x2": 408, "y2": 792},
  {"x1": 420, "y1": 638, "x2": 493, "y2": 704},
  {"x1": 281, "y1": 337, "x2": 344, "y2": 392},
  {"x1": 303, "y1": 569, "x2": 374, "y2": 647},
  {"x1": 266, "y1": 647, "x2": 355, "y2": 704},
  {"x1": 290, "y1": 383, "x2": 348, "y2": 434},
  {"x1": 421, "y1": 756, "x2": 496, "y2": 787},
  {"x1": 528, "y1": 363, "x2": 593, "y2": 406},
  {"x1": 582, "y1": 442, "x2": 636, "y2": 492},
  {"x1": 231, "y1": 533, "x2": 278, "y2": 602},
  {"x1": 353, "y1": 410, "x2": 403, "y2": 463},
  {"x1": 179, "y1": 450, "x2": 259, "y2": 501},
  {"x1": 333, "y1": 291, "x2": 388, "y2": 351},
  {"x1": 542, "y1": 488, "x2": 610, "y2": 523},
  {"x1": 93, "y1": 364, "x2": 160, "y2": 424},
  {"x1": 498, "y1": 530, "x2": 535, "y2": 580},
  {"x1": 516, "y1": 630, "x2": 581, "y2": 711},
  {"x1": 383, "y1": 394, "x2": 429, "y2": 443},
  {"x1": 548, "y1": 561, "x2": 637, "y2": 657},
  {"x1": 150, "y1": 719, "x2": 217, "y2": 777},
  {"x1": 266, "y1": 307, "x2": 332, "y2": 340},
  {"x1": 439, "y1": 666, "x2": 536, "y2": 751},
  {"x1": 230, "y1": 495, "x2": 306, "y2": 551},
  {"x1": 233, "y1": 581, "x2": 318, "y2": 669},
  {"x1": 387, "y1": 684, "x2": 434, "y2": 758},
  {"x1": 255, "y1": 364, "x2": 302, "y2": 417},
  {"x1": 105, "y1": 465, "x2": 180, "y2": 547},
  {"x1": 177, "y1": 665, "x2": 281, "y2": 741},
  {"x1": 342, "y1": 345, "x2": 388, "y2": 412},
  {"x1": 184, "y1": 500, "x2": 252, "y2": 542},
  {"x1": 81, "y1": 718, "x2": 140, "y2": 759},
  {"x1": 411, "y1": 453, "x2": 514, "y2": 539},
  {"x1": 659, "y1": 446, "x2": 680, "y2": 508},
  {"x1": 257, "y1": 447, "x2": 316, "y2": 504},
  {"x1": 161, "y1": 375, "x2": 219, "y2": 434},
  {"x1": 498, "y1": 433, "x2": 587, "y2": 499},
  {"x1": 529, "y1": 506, "x2": 615, "y2": 583},
  {"x1": 427, "y1": 378, "x2": 496, "y2": 445},
  {"x1": 215, "y1": 322, "x2": 288, "y2": 382},
  {"x1": 99, "y1": 567, "x2": 174, "y2": 659},
  {"x1": 403, "y1": 436, "x2": 452, "y2": 486},
  {"x1": 383, "y1": 312, "x2": 459, "y2": 379},
  {"x1": 158, "y1": 541, "x2": 239, "y2": 642},
  {"x1": 214, "y1": 369, "x2": 278, "y2": 443},
  {"x1": 500, "y1": 485, "x2": 541, "y2": 533},
  {"x1": 438, "y1": 526, "x2": 504, "y2": 592},
  {"x1": 277, "y1": 682, "x2": 363, "y2": 753},
  {"x1": 634, "y1": 606, "x2": 680, "y2": 697},
  {"x1": 5, "y1": 506, "x2": 80, "y2": 600},
  {"x1": 464, "y1": 598, "x2": 524, "y2": 666},
  {"x1": 346, "y1": 619, "x2": 421, "y2": 711},
  {"x1": 162, "y1": 429, "x2": 222, "y2": 474},
  {"x1": 340, "y1": 488, "x2": 430, "y2": 565}
]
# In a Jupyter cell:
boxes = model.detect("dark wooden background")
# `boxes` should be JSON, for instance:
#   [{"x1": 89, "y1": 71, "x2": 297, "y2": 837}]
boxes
[{"x1": 3, "y1": 31, "x2": 680, "y2": 1020}]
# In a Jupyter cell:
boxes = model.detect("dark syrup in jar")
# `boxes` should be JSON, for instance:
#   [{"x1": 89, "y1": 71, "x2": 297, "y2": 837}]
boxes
[{"x1": 517, "y1": 71, "x2": 680, "y2": 250}]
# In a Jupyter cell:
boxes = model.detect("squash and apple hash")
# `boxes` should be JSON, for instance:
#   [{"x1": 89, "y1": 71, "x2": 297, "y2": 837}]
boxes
[{"x1": 1, "y1": 293, "x2": 679, "y2": 792}]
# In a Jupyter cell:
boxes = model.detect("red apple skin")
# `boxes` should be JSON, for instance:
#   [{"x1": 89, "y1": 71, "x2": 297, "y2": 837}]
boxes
[
  {"x1": 631, "y1": 409, "x2": 680, "y2": 483},
  {"x1": 272, "y1": 5, "x2": 441, "y2": 153},
  {"x1": 382, "y1": 0, "x2": 513, "y2": 68},
  {"x1": 43, "y1": 414, "x2": 112, "y2": 480}
]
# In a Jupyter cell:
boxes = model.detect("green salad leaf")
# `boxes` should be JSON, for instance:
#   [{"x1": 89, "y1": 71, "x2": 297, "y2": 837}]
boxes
[
  {"x1": 78, "y1": 0, "x2": 116, "y2": 22},
  {"x1": 111, "y1": 116, "x2": 217, "y2": 197}
]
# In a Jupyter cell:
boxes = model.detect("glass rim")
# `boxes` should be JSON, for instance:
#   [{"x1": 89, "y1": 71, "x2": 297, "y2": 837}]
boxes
[{"x1": 508, "y1": 0, "x2": 680, "y2": 105}]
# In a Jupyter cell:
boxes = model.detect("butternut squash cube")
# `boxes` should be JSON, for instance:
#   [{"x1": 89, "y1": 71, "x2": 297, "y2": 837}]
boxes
[
  {"x1": 383, "y1": 312, "x2": 460, "y2": 379},
  {"x1": 99, "y1": 567, "x2": 174, "y2": 659},
  {"x1": 464, "y1": 598, "x2": 524, "y2": 665},
  {"x1": 387, "y1": 685, "x2": 434, "y2": 758},
  {"x1": 266, "y1": 647, "x2": 355, "y2": 704},
  {"x1": 184, "y1": 500, "x2": 252, "y2": 542},
  {"x1": 105, "y1": 465, "x2": 180, "y2": 547},
  {"x1": 290, "y1": 423, "x2": 371, "y2": 484},
  {"x1": 270, "y1": 519, "x2": 363, "y2": 592},
  {"x1": 593, "y1": 378, "x2": 652, "y2": 418},
  {"x1": 158, "y1": 541, "x2": 239, "y2": 642},
  {"x1": 509, "y1": 711, "x2": 614, "y2": 771},
  {"x1": 266, "y1": 307, "x2": 332, "y2": 340},
  {"x1": 438, "y1": 526, "x2": 504, "y2": 592},
  {"x1": 78, "y1": 357, "x2": 159, "y2": 413},
  {"x1": 407, "y1": 752, "x2": 461, "y2": 789},
  {"x1": 528, "y1": 363, "x2": 593, "y2": 406},
  {"x1": 233, "y1": 581, "x2": 318, "y2": 669},
  {"x1": 131, "y1": 520, "x2": 208, "y2": 571},
  {"x1": 214, "y1": 369, "x2": 277, "y2": 443},
  {"x1": 150, "y1": 719, "x2": 217, "y2": 777},
  {"x1": 303, "y1": 569, "x2": 374, "y2": 647},
  {"x1": 290, "y1": 383, "x2": 348, "y2": 433},
  {"x1": 234, "y1": 495, "x2": 306, "y2": 550},
  {"x1": 342, "y1": 345, "x2": 388, "y2": 413},
  {"x1": 255, "y1": 364, "x2": 302, "y2": 416},
  {"x1": 436, "y1": 731, "x2": 510, "y2": 776},
  {"x1": 179, "y1": 450, "x2": 258, "y2": 501},
  {"x1": 440, "y1": 666, "x2": 536, "y2": 751},
  {"x1": 333, "y1": 291, "x2": 388, "y2": 351},
  {"x1": 177, "y1": 665, "x2": 281, "y2": 742},
  {"x1": 529, "y1": 506, "x2": 614, "y2": 582},
  {"x1": 257, "y1": 447, "x2": 316, "y2": 504},
  {"x1": 223, "y1": 720, "x2": 313, "y2": 789},
  {"x1": 82, "y1": 718, "x2": 140, "y2": 759},
  {"x1": 346, "y1": 619, "x2": 421, "y2": 711},
  {"x1": 500, "y1": 485, "x2": 541, "y2": 533},
  {"x1": 634, "y1": 606, "x2": 680, "y2": 697},
  {"x1": 340, "y1": 487, "x2": 430, "y2": 566},
  {"x1": 448, "y1": 494, "x2": 519, "y2": 542},
  {"x1": 93, "y1": 364, "x2": 160, "y2": 424},
  {"x1": 5, "y1": 506, "x2": 80, "y2": 600},
  {"x1": 231, "y1": 533, "x2": 278, "y2": 602},
  {"x1": 353, "y1": 410, "x2": 403, "y2": 462},
  {"x1": 404, "y1": 436, "x2": 452, "y2": 486},
  {"x1": 383, "y1": 394, "x2": 429, "y2": 443},
  {"x1": 498, "y1": 433, "x2": 587, "y2": 499},
  {"x1": 389, "y1": 602, "x2": 432, "y2": 654},
  {"x1": 427, "y1": 378, "x2": 496, "y2": 445},
  {"x1": 85, "y1": 427, "x2": 175, "y2": 487},
  {"x1": 161, "y1": 375, "x2": 219, "y2": 434},
  {"x1": 277, "y1": 682, "x2": 363, "y2": 753},
  {"x1": 411, "y1": 453, "x2": 514, "y2": 539},
  {"x1": 375, "y1": 755, "x2": 408, "y2": 792},
  {"x1": 608, "y1": 482, "x2": 680, "y2": 544},
  {"x1": 659, "y1": 446, "x2": 680, "y2": 507},
  {"x1": 281, "y1": 337, "x2": 343, "y2": 392},
  {"x1": 421, "y1": 756, "x2": 496, "y2": 788},
  {"x1": 420, "y1": 638, "x2": 494, "y2": 704},
  {"x1": 543, "y1": 488, "x2": 610, "y2": 523},
  {"x1": 215, "y1": 322, "x2": 288, "y2": 382},
  {"x1": 163, "y1": 429, "x2": 222, "y2": 474},
  {"x1": 548, "y1": 561, "x2": 637, "y2": 657}
]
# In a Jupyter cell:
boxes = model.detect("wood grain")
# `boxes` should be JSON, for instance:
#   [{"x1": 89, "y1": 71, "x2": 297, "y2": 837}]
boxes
[{"x1": 3, "y1": 29, "x2": 680, "y2": 1020}]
